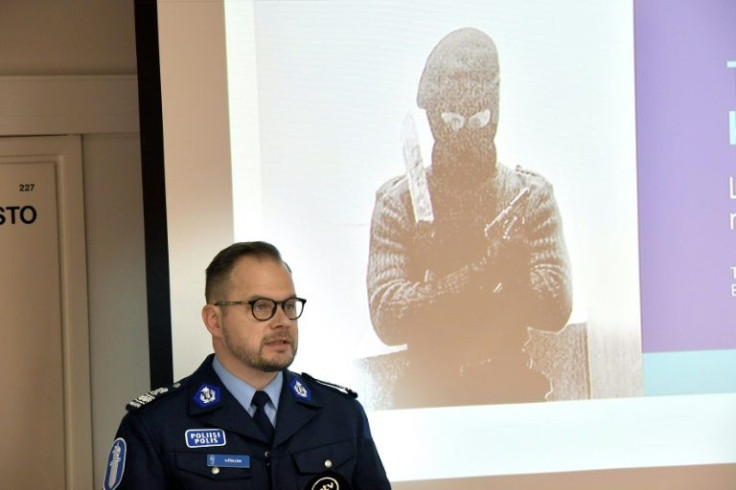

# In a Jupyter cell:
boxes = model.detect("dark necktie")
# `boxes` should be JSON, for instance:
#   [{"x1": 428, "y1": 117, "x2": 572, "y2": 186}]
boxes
[{"x1": 251, "y1": 391, "x2": 274, "y2": 442}]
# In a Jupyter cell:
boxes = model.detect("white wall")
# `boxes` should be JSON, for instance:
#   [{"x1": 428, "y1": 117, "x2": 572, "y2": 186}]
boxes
[
  {"x1": 0, "y1": 2, "x2": 147, "y2": 488},
  {"x1": 157, "y1": 0, "x2": 234, "y2": 378}
]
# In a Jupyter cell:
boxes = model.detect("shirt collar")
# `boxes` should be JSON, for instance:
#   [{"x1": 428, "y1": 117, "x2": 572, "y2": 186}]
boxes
[{"x1": 212, "y1": 355, "x2": 282, "y2": 424}]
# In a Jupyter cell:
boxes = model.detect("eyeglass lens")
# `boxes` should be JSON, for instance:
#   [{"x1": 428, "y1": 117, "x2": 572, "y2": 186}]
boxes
[{"x1": 251, "y1": 298, "x2": 304, "y2": 320}]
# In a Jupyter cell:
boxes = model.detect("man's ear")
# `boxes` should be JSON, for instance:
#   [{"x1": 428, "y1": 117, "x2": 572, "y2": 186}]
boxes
[{"x1": 202, "y1": 304, "x2": 223, "y2": 337}]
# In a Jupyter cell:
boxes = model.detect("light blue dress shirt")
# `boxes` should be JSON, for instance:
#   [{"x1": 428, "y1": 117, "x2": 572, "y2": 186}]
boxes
[{"x1": 212, "y1": 356, "x2": 282, "y2": 427}]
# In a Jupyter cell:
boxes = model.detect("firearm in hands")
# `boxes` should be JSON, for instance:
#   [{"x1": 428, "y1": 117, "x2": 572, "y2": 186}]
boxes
[
  {"x1": 483, "y1": 186, "x2": 531, "y2": 294},
  {"x1": 484, "y1": 187, "x2": 530, "y2": 240}
]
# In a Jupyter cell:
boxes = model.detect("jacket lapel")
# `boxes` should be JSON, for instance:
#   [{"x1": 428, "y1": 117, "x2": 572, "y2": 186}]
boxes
[
  {"x1": 185, "y1": 358, "x2": 321, "y2": 447},
  {"x1": 273, "y1": 372, "x2": 321, "y2": 446},
  {"x1": 186, "y1": 357, "x2": 270, "y2": 444}
]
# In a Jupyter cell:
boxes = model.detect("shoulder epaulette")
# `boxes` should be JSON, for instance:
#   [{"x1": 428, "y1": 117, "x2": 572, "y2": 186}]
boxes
[
  {"x1": 301, "y1": 373, "x2": 358, "y2": 399},
  {"x1": 514, "y1": 164, "x2": 541, "y2": 178},
  {"x1": 126, "y1": 382, "x2": 183, "y2": 411}
]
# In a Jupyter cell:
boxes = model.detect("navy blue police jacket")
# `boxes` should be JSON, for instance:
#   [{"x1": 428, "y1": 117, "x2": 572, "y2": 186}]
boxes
[{"x1": 104, "y1": 355, "x2": 391, "y2": 489}]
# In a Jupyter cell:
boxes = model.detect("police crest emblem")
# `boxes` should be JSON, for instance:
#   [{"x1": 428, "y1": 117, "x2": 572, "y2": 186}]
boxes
[{"x1": 193, "y1": 383, "x2": 221, "y2": 407}]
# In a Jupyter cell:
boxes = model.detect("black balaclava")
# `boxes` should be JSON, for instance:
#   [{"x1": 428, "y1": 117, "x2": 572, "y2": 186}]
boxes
[{"x1": 417, "y1": 28, "x2": 500, "y2": 186}]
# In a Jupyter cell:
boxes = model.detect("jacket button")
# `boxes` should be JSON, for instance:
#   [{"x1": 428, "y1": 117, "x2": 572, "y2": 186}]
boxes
[
  {"x1": 325, "y1": 459, "x2": 333, "y2": 468},
  {"x1": 211, "y1": 467, "x2": 220, "y2": 475}
]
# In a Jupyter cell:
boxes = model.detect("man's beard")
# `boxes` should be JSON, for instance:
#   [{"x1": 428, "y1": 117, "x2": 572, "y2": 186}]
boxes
[{"x1": 222, "y1": 327, "x2": 297, "y2": 372}]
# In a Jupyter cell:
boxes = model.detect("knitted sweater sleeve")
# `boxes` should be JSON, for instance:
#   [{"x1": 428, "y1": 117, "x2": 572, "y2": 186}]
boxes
[{"x1": 520, "y1": 175, "x2": 573, "y2": 330}]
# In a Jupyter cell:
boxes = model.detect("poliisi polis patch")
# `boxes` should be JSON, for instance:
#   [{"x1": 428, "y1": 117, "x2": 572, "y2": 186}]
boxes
[
  {"x1": 102, "y1": 438, "x2": 126, "y2": 490},
  {"x1": 185, "y1": 428, "x2": 227, "y2": 448}
]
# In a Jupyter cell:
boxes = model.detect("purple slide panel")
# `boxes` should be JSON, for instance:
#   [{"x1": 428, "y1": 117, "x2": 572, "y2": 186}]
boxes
[{"x1": 635, "y1": 0, "x2": 736, "y2": 353}]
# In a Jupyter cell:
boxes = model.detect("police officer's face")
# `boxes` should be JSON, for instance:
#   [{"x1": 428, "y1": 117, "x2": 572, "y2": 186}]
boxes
[{"x1": 217, "y1": 256, "x2": 299, "y2": 374}]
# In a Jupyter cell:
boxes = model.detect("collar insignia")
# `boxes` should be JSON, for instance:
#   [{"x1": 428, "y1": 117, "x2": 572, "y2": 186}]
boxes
[
  {"x1": 193, "y1": 383, "x2": 221, "y2": 408},
  {"x1": 290, "y1": 378, "x2": 311, "y2": 401}
]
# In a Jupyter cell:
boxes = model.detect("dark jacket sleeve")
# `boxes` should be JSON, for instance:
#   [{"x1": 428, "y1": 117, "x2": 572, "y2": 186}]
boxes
[
  {"x1": 352, "y1": 400, "x2": 392, "y2": 489},
  {"x1": 107, "y1": 411, "x2": 167, "y2": 489}
]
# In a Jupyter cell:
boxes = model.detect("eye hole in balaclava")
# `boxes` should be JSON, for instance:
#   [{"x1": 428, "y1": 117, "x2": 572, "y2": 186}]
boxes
[{"x1": 440, "y1": 109, "x2": 492, "y2": 132}]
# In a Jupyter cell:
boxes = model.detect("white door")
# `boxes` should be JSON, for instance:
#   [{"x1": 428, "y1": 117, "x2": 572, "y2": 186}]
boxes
[{"x1": 0, "y1": 135, "x2": 92, "y2": 489}]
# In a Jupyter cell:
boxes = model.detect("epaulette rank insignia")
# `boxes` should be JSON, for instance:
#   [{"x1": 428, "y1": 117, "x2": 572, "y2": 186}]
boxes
[
  {"x1": 302, "y1": 373, "x2": 358, "y2": 399},
  {"x1": 514, "y1": 164, "x2": 540, "y2": 178},
  {"x1": 126, "y1": 382, "x2": 182, "y2": 411}
]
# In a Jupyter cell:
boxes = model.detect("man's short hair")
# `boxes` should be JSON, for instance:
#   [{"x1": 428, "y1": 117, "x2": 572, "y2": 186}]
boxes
[{"x1": 205, "y1": 241, "x2": 290, "y2": 302}]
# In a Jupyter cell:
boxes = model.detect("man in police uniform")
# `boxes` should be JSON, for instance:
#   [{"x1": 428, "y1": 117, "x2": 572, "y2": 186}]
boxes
[{"x1": 103, "y1": 241, "x2": 391, "y2": 489}]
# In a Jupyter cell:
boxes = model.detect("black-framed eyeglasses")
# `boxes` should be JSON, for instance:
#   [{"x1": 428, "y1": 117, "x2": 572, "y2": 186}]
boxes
[{"x1": 214, "y1": 297, "x2": 307, "y2": 321}]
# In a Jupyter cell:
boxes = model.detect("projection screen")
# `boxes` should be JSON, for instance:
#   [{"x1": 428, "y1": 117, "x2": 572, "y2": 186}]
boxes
[{"x1": 155, "y1": 0, "x2": 736, "y2": 487}]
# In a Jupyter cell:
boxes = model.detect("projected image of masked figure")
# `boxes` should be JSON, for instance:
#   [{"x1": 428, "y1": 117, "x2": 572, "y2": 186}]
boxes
[{"x1": 366, "y1": 27, "x2": 573, "y2": 407}]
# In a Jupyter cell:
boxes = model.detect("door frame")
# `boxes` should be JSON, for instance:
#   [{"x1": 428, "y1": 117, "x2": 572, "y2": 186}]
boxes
[
  {"x1": 0, "y1": 135, "x2": 90, "y2": 489},
  {"x1": 0, "y1": 75, "x2": 139, "y2": 489}
]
